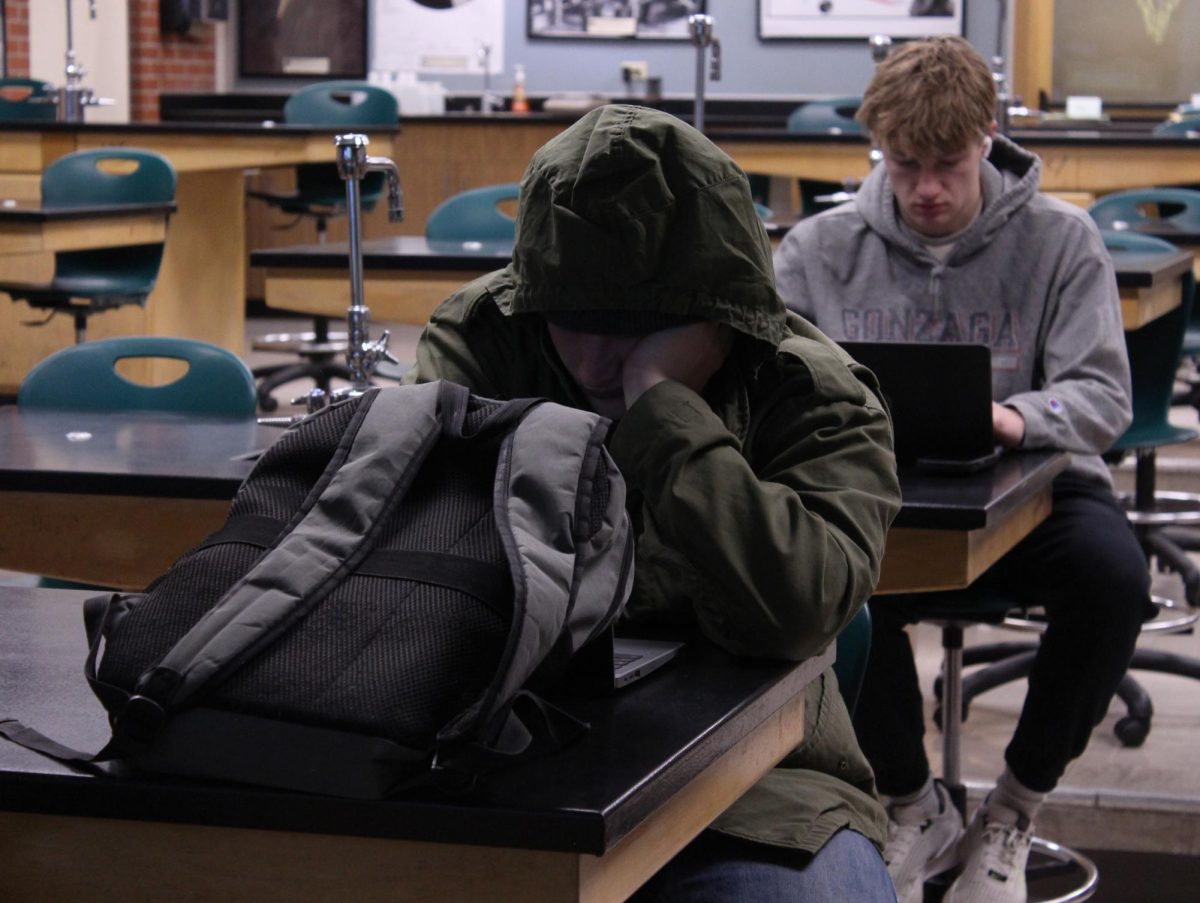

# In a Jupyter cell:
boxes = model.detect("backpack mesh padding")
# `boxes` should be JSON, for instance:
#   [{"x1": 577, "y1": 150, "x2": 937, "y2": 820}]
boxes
[
  {"x1": 98, "y1": 395, "x2": 514, "y2": 748},
  {"x1": 97, "y1": 397, "x2": 362, "y2": 690}
]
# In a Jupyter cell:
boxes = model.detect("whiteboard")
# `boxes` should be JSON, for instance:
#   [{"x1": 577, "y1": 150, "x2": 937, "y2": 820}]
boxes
[{"x1": 371, "y1": 0, "x2": 505, "y2": 75}]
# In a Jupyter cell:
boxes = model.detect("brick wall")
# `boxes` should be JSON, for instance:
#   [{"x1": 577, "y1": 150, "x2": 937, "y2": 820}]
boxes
[
  {"x1": 129, "y1": 0, "x2": 216, "y2": 122},
  {"x1": 4, "y1": 0, "x2": 30, "y2": 78},
  {"x1": 4, "y1": 0, "x2": 216, "y2": 120}
]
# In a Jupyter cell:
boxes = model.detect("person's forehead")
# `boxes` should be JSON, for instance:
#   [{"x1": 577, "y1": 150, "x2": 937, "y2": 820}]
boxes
[{"x1": 884, "y1": 139, "x2": 976, "y2": 162}]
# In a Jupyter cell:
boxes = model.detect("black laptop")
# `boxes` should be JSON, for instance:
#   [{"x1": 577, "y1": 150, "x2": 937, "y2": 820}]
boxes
[{"x1": 840, "y1": 341, "x2": 1003, "y2": 474}]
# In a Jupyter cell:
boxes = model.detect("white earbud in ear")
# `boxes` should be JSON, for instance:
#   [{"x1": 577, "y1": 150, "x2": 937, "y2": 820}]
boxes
[{"x1": 982, "y1": 135, "x2": 994, "y2": 156}]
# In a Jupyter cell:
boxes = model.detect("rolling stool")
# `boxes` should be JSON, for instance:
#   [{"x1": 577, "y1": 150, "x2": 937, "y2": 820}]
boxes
[{"x1": 915, "y1": 592, "x2": 1098, "y2": 902}]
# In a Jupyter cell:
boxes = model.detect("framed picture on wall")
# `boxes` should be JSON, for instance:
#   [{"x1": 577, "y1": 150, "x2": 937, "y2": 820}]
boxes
[
  {"x1": 759, "y1": 0, "x2": 964, "y2": 40},
  {"x1": 529, "y1": 1, "x2": 708, "y2": 41},
  {"x1": 239, "y1": 0, "x2": 368, "y2": 78}
]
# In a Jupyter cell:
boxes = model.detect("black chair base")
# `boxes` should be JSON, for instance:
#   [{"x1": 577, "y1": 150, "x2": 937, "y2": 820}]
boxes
[{"x1": 251, "y1": 312, "x2": 349, "y2": 410}]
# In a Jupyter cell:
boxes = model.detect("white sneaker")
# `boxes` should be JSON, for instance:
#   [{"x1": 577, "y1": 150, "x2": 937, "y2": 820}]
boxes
[
  {"x1": 884, "y1": 781, "x2": 964, "y2": 903},
  {"x1": 944, "y1": 810, "x2": 1033, "y2": 903}
]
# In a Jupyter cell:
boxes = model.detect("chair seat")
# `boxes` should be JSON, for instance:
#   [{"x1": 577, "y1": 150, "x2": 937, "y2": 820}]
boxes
[
  {"x1": 1111, "y1": 422, "x2": 1199, "y2": 452},
  {"x1": 900, "y1": 586, "x2": 1017, "y2": 624}
]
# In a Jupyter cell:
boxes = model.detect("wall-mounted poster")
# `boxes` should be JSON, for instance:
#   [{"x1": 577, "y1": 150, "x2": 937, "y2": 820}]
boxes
[
  {"x1": 759, "y1": 0, "x2": 963, "y2": 40},
  {"x1": 529, "y1": 0, "x2": 708, "y2": 41},
  {"x1": 372, "y1": 0, "x2": 505, "y2": 75},
  {"x1": 239, "y1": 0, "x2": 368, "y2": 78}
]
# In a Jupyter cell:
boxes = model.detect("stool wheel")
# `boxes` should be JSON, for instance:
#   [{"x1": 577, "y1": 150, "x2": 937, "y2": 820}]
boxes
[{"x1": 1114, "y1": 714, "x2": 1150, "y2": 748}]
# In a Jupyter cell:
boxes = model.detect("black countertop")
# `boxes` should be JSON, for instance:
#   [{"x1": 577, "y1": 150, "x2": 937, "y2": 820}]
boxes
[
  {"x1": 0, "y1": 585, "x2": 830, "y2": 854},
  {"x1": 0, "y1": 201, "x2": 176, "y2": 221},
  {"x1": 0, "y1": 406, "x2": 1065, "y2": 533}
]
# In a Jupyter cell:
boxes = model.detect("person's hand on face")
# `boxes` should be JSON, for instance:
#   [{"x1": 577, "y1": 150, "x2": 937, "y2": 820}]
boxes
[
  {"x1": 622, "y1": 322, "x2": 734, "y2": 411},
  {"x1": 546, "y1": 321, "x2": 734, "y2": 420}
]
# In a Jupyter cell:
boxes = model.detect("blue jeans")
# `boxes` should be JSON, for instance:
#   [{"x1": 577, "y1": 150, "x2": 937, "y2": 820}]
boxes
[{"x1": 629, "y1": 828, "x2": 896, "y2": 902}]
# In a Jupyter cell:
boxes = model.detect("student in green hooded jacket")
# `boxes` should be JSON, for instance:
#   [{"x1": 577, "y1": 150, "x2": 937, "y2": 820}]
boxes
[{"x1": 406, "y1": 104, "x2": 901, "y2": 900}]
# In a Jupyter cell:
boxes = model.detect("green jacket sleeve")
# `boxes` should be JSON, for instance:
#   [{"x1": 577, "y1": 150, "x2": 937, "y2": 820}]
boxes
[{"x1": 608, "y1": 346, "x2": 899, "y2": 662}]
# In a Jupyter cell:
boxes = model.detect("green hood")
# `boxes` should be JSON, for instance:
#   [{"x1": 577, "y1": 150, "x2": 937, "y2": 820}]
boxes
[{"x1": 501, "y1": 104, "x2": 789, "y2": 347}]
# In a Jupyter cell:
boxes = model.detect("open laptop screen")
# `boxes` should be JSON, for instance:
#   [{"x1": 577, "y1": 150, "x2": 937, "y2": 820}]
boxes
[{"x1": 840, "y1": 341, "x2": 1001, "y2": 473}]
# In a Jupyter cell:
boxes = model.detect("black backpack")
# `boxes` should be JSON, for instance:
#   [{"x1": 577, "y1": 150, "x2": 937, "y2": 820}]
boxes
[{"x1": 3, "y1": 381, "x2": 634, "y2": 797}]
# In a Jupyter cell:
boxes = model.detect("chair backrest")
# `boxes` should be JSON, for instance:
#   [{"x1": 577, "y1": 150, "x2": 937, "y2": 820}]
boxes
[
  {"x1": 426, "y1": 183, "x2": 520, "y2": 243},
  {"x1": 787, "y1": 97, "x2": 863, "y2": 135},
  {"x1": 283, "y1": 81, "x2": 399, "y2": 127},
  {"x1": 833, "y1": 605, "x2": 872, "y2": 715},
  {"x1": 1098, "y1": 230, "x2": 1178, "y2": 255},
  {"x1": 0, "y1": 78, "x2": 56, "y2": 122},
  {"x1": 1152, "y1": 117, "x2": 1200, "y2": 137},
  {"x1": 18, "y1": 336, "x2": 257, "y2": 416},
  {"x1": 1101, "y1": 233, "x2": 1197, "y2": 441},
  {"x1": 1088, "y1": 188, "x2": 1200, "y2": 234},
  {"x1": 41, "y1": 148, "x2": 177, "y2": 209}
]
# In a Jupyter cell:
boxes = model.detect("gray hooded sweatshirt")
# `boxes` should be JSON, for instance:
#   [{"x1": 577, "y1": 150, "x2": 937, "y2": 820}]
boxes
[{"x1": 775, "y1": 134, "x2": 1132, "y2": 486}]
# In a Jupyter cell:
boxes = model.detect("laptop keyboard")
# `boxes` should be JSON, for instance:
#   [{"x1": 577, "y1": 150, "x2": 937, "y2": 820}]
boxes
[{"x1": 612, "y1": 651, "x2": 639, "y2": 667}]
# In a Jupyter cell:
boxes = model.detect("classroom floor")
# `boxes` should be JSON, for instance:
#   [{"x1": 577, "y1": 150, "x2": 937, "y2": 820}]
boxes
[{"x1": 6, "y1": 315, "x2": 1199, "y2": 898}]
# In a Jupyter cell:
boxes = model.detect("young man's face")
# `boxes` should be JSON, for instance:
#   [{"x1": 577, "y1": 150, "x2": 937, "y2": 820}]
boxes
[
  {"x1": 546, "y1": 324, "x2": 642, "y2": 420},
  {"x1": 881, "y1": 132, "x2": 993, "y2": 238}
]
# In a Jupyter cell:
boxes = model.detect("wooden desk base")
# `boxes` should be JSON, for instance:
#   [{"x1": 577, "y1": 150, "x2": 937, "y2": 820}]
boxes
[
  {"x1": 875, "y1": 487, "x2": 1052, "y2": 595},
  {"x1": 1, "y1": 675, "x2": 807, "y2": 902},
  {"x1": 1, "y1": 477, "x2": 1054, "y2": 596},
  {"x1": 0, "y1": 490, "x2": 231, "y2": 591}
]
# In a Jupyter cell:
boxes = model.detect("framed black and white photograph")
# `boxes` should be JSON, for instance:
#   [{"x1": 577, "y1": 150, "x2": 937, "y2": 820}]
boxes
[
  {"x1": 529, "y1": 1, "x2": 707, "y2": 41},
  {"x1": 759, "y1": 0, "x2": 963, "y2": 41},
  {"x1": 239, "y1": 0, "x2": 368, "y2": 79}
]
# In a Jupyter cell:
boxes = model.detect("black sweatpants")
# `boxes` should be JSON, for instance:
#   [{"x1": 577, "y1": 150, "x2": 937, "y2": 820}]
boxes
[{"x1": 853, "y1": 475, "x2": 1154, "y2": 795}]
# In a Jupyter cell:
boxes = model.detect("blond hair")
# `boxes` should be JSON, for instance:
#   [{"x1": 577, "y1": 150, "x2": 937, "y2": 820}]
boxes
[{"x1": 856, "y1": 35, "x2": 995, "y2": 157}]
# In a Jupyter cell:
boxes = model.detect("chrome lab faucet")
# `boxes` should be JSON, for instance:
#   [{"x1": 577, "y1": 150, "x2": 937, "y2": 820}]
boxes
[
  {"x1": 56, "y1": 0, "x2": 110, "y2": 122},
  {"x1": 334, "y1": 133, "x2": 404, "y2": 396},
  {"x1": 687, "y1": 14, "x2": 720, "y2": 132}
]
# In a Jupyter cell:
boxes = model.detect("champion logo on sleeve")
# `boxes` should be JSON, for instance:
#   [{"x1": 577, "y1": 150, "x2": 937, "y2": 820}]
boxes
[{"x1": 1048, "y1": 398, "x2": 1063, "y2": 414}]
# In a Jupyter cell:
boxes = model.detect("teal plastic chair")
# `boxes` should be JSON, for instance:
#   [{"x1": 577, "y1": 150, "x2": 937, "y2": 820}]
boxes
[
  {"x1": 786, "y1": 97, "x2": 863, "y2": 218},
  {"x1": 833, "y1": 605, "x2": 872, "y2": 715},
  {"x1": 0, "y1": 148, "x2": 176, "y2": 344},
  {"x1": 426, "y1": 183, "x2": 520, "y2": 243},
  {"x1": 258, "y1": 81, "x2": 400, "y2": 214},
  {"x1": 19, "y1": 336, "x2": 257, "y2": 416},
  {"x1": 786, "y1": 97, "x2": 863, "y2": 135},
  {"x1": 1089, "y1": 190, "x2": 1200, "y2": 357},
  {"x1": 1153, "y1": 118, "x2": 1200, "y2": 137},
  {"x1": 248, "y1": 81, "x2": 399, "y2": 411},
  {"x1": 18, "y1": 336, "x2": 255, "y2": 590},
  {"x1": 0, "y1": 78, "x2": 56, "y2": 121},
  {"x1": 1088, "y1": 188, "x2": 1200, "y2": 235}
]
